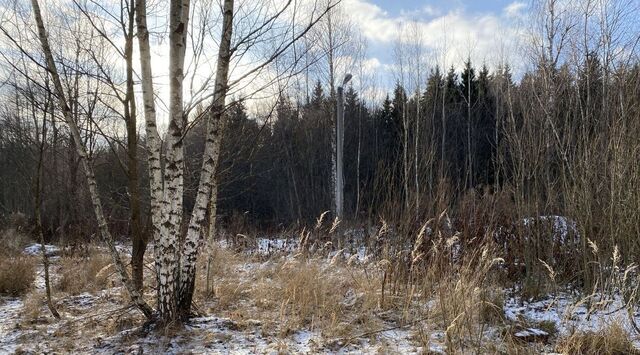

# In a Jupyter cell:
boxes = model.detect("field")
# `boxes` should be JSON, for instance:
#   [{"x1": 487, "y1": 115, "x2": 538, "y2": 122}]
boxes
[{"x1": 2, "y1": 218, "x2": 640, "y2": 354}]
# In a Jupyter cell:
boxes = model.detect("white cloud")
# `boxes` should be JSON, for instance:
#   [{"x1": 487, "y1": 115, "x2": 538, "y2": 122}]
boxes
[
  {"x1": 342, "y1": 0, "x2": 524, "y2": 76},
  {"x1": 362, "y1": 57, "x2": 381, "y2": 72},
  {"x1": 341, "y1": 0, "x2": 397, "y2": 43},
  {"x1": 421, "y1": 5, "x2": 441, "y2": 17},
  {"x1": 504, "y1": 1, "x2": 526, "y2": 17}
]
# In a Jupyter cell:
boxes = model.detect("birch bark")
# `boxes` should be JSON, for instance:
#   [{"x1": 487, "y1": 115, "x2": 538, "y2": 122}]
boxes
[
  {"x1": 178, "y1": 0, "x2": 234, "y2": 316},
  {"x1": 134, "y1": 0, "x2": 165, "y2": 312}
]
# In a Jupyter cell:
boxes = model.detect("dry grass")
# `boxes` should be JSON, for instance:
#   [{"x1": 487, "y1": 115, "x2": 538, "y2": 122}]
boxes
[
  {"x1": 56, "y1": 253, "x2": 112, "y2": 295},
  {"x1": 0, "y1": 228, "x2": 38, "y2": 297},
  {"x1": 21, "y1": 291, "x2": 45, "y2": 321},
  {"x1": 419, "y1": 248, "x2": 506, "y2": 352},
  {"x1": 10, "y1": 219, "x2": 632, "y2": 354},
  {"x1": 194, "y1": 215, "x2": 514, "y2": 353},
  {"x1": 259, "y1": 258, "x2": 381, "y2": 337},
  {"x1": 0, "y1": 256, "x2": 36, "y2": 296},
  {"x1": 557, "y1": 322, "x2": 640, "y2": 355},
  {"x1": 196, "y1": 245, "x2": 384, "y2": 339},
  {"x1": 0, "y1": 228, "x2": 32, "y2": 257}
]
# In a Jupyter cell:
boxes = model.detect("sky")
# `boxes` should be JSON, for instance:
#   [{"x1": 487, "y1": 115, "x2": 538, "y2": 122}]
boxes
[
  {"x1": 339, "y1": 0, "x2": 528, "y2": 90},
  {"x1": 369, "y1": 0, "x2": 519, "y2": 16},
  {"x1": 0, "y1": 0, "x2": 531, "y2": 120}
]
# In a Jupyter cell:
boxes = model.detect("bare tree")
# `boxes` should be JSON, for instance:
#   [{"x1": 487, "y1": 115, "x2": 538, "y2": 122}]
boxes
[
  {"x1": 393, "y1": 24, "x2": 410, "y2": 211},
  {"x1": 313, "y1": 0, "x2": 353, "y2": 220},
  {"x1": 29, "y1": 0, "x2": 155, "y2": 318},
  {"x1": 406, "y1": 21, "x2": 426, "y2": 215}
]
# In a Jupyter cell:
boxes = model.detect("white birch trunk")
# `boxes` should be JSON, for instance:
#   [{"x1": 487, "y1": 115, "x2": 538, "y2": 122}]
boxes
[
  {"x1": 147, "y1": 0, "x2": 191, "y2": 322},
  {"x1": 178, "y1": 0, "x2": 234, "y2": 315}
]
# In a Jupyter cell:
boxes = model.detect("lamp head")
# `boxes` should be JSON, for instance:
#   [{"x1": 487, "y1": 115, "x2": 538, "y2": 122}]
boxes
[{"x1": 343, "y1": 73, "x2": 352, "y2": 85}]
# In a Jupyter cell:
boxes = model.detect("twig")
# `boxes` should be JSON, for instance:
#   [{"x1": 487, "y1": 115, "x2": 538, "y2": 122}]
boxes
[
  {"x1": 338, "y1": 314, "x2": 434, "y2": 345},
  {"x1": 63, "y1": 304, "x2": 136, "y2": 326}
]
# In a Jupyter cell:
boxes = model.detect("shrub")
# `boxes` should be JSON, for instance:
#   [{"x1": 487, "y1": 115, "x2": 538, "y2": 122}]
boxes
[
  {"x1": 21, "y1": 291, "x2": 45, "y2": 321},
  {"x1": 0, "y1": 256, "x2": 36, "y2": 296},
  {"x1": 557, "y1": 323, "x2": 640, "y2": 355},
  {"x1": 0, "y1": 228, "x2": 32, "y2": 257},
  {"x1": 56, "y1": 253, "x2": 111, "y2": 295}
]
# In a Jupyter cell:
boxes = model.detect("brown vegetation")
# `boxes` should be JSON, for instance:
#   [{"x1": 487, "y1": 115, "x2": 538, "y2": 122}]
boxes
[
  {"x1": 557, "y1": 323, "x2": 640, "y2": 355},
  {"x1": 0, "y1": 256, "x2": 36, "y2": 297},
  {"x1": 55, "y1": 252, "x2": 112, "y2": 295}
]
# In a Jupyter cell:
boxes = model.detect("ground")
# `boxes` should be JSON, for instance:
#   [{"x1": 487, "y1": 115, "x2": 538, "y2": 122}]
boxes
[{"x1": 1, "y1": 230, "x2": 640, "y2": 354}]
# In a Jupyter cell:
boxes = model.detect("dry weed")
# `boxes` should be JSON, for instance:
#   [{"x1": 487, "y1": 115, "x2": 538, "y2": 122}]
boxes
[
  {"x1": 0, "y1": 228, "x2": 32, "y2": 257},
  {"x1": 557, "y1": 322, "x2": 640, "y2": 355},
  {"x1": 56, "y1": 253, "x2": 111, "y2": 294},
  {"x1": 21, "y1": 291, "x2": 45, "y2": 321},
  {"x1": 0, "y1": 256, "x2": 36, "y2": 296}
]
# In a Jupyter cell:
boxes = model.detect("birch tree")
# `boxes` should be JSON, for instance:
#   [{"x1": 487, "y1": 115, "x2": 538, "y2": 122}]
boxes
[
  {"x1": 314, "y1": 1, "x2": 353, "y2": 220},
  {"x1": 406, "y1": 21, "x2": 426, "y2": 214},
  {"x1": 22, "y1": 0, "x2": 337, "y2": 323}
]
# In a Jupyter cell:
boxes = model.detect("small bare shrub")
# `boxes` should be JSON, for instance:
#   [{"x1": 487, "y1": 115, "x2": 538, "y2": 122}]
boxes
[
  {"x1": 557, "y1": 322, "x2": 640, "y2": 355},
  {"x1": 196, "y1": 245, "x2": 246, "y2": 302},
  {"x1": 0, "y1": 256, "x2": 36, "y2": 296},
  {"x1": 21, "y1": 291, "x2": 45, "y2": 321},
  {"x1": 0, "y1": 228, "x2": 32, "y2": 257},
  {"x1": 56, "y1": 253, "x2": 111, "y2": 294}
]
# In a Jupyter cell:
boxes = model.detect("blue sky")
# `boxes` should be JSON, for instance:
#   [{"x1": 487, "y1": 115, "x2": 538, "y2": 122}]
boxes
[{"x1": 368, "y1": 0, "x2": 517, "y2": 17}]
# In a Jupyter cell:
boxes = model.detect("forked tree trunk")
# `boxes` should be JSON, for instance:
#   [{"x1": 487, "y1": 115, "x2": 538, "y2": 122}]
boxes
[
  {"x1": 136, "y1": 0, "x2": 233, "y2": 321},
  {"x1": 149, "y1": 0, "x2": 192, "y2": 322},
  {"x1": 177, "y1": 0, "x2": 234, "y2": 317},
  {"x1": 30, "y1": 0, "x2": 154, "y2": 319}
]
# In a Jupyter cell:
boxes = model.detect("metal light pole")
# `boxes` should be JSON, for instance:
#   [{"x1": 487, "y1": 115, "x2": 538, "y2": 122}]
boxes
[{"x1": 335, "y1": 73, "x2": 352, "y2": 220}]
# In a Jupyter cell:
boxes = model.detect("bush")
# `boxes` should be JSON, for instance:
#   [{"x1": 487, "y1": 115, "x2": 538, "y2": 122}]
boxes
[
  {"x1": 56, "y1": 254, "x2": 112, "y2": 295},
  {"x1": 0, "y1": 256, "x2": 36, "y2": 296},
  {"x1": 557, "y1": 323, "x2": 640, "y2": 355},
  {"x1": 0, "y1": 228, "x2": 32, "y2": 257}
]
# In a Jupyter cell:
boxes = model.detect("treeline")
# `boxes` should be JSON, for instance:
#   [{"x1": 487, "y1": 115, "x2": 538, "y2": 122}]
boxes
[
  {"x1": 3, "y1": 56, "x2": 638, "y2": 229},
  {"x1": 1, "y1": 57, "x2": 640, "y2": 297}
]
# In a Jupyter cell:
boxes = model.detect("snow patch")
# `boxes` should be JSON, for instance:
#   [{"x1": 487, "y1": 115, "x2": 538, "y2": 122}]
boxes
[
  {"x1": 23, "y1": 243, "x2": 59, "y2": 257},
  {"x1": 504, "y1": 291, "x2": 639, "y2": 337}
]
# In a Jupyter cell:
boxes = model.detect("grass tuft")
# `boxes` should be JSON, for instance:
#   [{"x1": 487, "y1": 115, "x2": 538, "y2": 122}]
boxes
[{"x1": 0, "y1": 256, "x2": 36, "y2": 296}]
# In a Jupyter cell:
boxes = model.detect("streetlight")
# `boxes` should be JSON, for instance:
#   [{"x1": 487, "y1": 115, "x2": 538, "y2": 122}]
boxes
[{"x1": 335, "y1": 73, "x2": 352, "y2": 220}]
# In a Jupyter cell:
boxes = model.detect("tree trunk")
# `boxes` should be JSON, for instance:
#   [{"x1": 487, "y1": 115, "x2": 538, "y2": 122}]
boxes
[
  {"x1": 148, "y1": 0, "x2": 192, "y2": 322},
  {"x1": 135, "y1": 0, "x2": 165, "y2": 314},
  {"x1": 34, "y1": 87, "x2": 60, "y2": 319},
  {"x1": 177, "y1": 0, "x2": 234, "y2": 317},
  {"x1": 123, "y1": 0, "x2": 145, "y2": 292},
  {"x1": 30, "y1": 0, "x2": 154, "y2": 319},
  {"x1": 204, "y1": 172, "x2": 219, "y2": 295}
]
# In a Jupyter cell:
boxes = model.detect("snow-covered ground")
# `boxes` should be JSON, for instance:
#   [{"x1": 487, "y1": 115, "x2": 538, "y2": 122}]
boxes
[
  {"x1": 2, "y1": 229, "x2": 640, "y2": 353},
  {"x1": 505, "y1": 290, "x2": 640, "y2": 342},
  {"x1": 88, "y1": 316, "x2": 426, "y2": 354},
  {"x1": 0, "y1": 259, "x2": 426, "y2": 354},
  {"x1": 0, "y1": 298, "x2": 23, "y2": 353}
]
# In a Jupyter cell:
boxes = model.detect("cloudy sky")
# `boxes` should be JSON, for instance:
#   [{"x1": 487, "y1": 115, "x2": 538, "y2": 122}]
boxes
[{"x1": 340, "y1": 0, "x2": 528, "y2": 86}]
